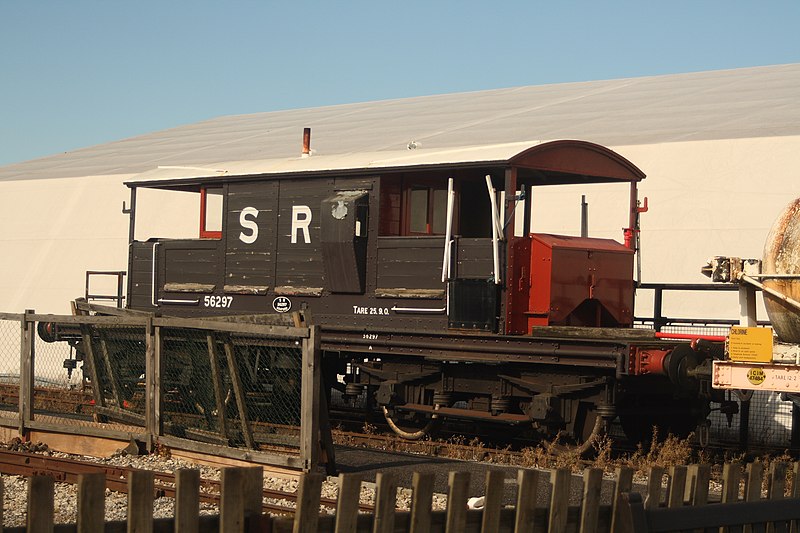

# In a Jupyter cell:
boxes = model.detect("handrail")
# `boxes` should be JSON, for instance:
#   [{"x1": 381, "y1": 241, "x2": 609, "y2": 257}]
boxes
[{"x1": 84, "y1": 270, "x2": 126, "y2": 308}]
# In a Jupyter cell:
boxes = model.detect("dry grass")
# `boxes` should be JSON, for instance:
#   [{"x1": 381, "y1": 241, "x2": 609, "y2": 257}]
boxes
[
  {"x1": 624, "y1": 428, "x2": 695, "y2": 471},
  {"x1": 332, "y1": 422, "x2": 799, "y2": 486}
]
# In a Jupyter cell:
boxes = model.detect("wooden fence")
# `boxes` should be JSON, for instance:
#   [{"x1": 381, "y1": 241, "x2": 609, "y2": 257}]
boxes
[{"x1": 8, "y1": 460, "x2": 800, "y2": 532}]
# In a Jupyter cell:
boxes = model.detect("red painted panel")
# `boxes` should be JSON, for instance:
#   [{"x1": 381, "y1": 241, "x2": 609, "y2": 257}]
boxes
[
  {"x1": 524, "y1": 233, "x2": 634, "y2": 331},
  {"x1": 506, "y1": 237, "x2": 532, "y2": 334}
]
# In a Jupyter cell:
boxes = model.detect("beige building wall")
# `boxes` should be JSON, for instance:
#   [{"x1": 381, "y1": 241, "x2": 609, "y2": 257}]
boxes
[
  {"x1": 0, "y1": 174, "x2": 133, "y2": 314},
  {"x1": 617, "y1": 135, "x2": 800, "y2": 321}
]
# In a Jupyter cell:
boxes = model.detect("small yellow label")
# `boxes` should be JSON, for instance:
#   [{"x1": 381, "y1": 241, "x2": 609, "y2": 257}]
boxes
[
  {"x1": 747, "y1": 367, "x2": 766, "y2": 385},
  {"x1": 728, "y1": 326, "x2": 773, "y2": 363}
]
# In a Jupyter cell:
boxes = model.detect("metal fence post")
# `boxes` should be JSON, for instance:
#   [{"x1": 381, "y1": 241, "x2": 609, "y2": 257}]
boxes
[
  {"x1": 145, "y1": 317, "x2": 162, "y2": 451},
  {"x1": 653, "y1": 288, "x2": 664, "y2": 331},
  {"x1": 300, "y1": 325, "x2": 321, "y2": 472},
  {"x1": 19, "y1": 309, "x2": 35, "y2": 437},
  {"x1": 155, "y1": 322, "x2": 163, "y2": 441},
  {"x1": 145, "y1": 317, "x2": 153, "y2": 450}
]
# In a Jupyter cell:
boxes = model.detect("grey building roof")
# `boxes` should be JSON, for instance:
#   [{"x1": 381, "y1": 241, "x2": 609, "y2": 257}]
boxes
[{"x1": 2, "y1": 63, "x2": 798, "y2": 182}]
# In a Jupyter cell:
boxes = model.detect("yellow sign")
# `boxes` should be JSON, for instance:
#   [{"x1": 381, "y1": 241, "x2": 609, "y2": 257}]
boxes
[
  {"x1": 747, "y1": 367, "x2": 766, "y2": 385},
  {"x1": 728, "y1": 326, "x2": 773, "y2": 363}
]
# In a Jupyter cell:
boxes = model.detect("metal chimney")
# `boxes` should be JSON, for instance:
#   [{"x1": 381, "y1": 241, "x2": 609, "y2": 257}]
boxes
[{"x1": 302, "y1": 127, "x2": 311, "y2": 157}]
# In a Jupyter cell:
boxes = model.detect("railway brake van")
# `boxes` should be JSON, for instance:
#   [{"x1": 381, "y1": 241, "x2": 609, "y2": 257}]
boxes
[{"x1": 122, "y1": 137, "x2": 718, "y2": 450}]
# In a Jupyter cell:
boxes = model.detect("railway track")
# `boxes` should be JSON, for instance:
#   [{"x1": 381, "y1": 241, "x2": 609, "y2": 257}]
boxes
[
  {"x1": 0, "y1": 382, "x2": 751, "y2": 465},
  {"x1": 0, "y1": 449, "x2": 375, "y2": 516}
]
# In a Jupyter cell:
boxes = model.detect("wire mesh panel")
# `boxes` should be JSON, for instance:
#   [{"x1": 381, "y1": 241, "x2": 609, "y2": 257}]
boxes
[
  {"x1": 31, "y1": 325, "x2": 88, "y2": 422},
  {"x1": 0, "y1": 316, "x2": 22, "y2": 417},
  {"x1": 635, "y1": 321, "x2": 733, "y2": 338},
  {"x1": 32, "y1": 321, "x2": 148, "y2": 431},
  {"x1": 160, "y1": 327, "x2": 226, "y2": 444},
  {"x1": 661, "y1": 324, "x2": 732, "y2": 338},
  {"x1": 747, "y1": 391, "x2": 793, "y2": 446},
  {"x1": 160, "y1": 328, "x2": 303, "y2": 453},
  {"x1": 83, "y1": 325, "x2": 149, "y2": 426},
  {"x1": 708, "y1": 392, "x2": 794, "y2": 448}
]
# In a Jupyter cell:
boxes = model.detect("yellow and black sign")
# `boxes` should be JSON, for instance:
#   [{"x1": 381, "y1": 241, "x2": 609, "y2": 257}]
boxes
[
  {"x1": 747, "y1": 367, "x2": 766, "y2": 386},
  {"x1": 728, "y1": 326, "x2": 773, "y2": 363}
]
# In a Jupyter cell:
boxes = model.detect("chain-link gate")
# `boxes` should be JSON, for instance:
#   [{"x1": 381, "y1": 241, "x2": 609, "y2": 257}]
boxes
[
  {"x1": 3, "y1": 310, "x2": 325, "y2": 472},
  {"x1": 159, "y1": 327, "x2": 303, "y2": 451}
]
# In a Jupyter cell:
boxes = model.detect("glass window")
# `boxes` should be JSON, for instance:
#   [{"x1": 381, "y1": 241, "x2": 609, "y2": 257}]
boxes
[
  {"x1": 200, "y1": 186, "x2": 223, "y2": 239},
  {"x1": 431, "y1": 188, "x2": 448, "y2": 234},
  {"x1": 409, "y1": 188, "x2": 429, "y2": 233}
]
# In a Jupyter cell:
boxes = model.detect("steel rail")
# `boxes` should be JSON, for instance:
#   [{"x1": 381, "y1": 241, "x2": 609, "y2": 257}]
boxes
[{"x1": 0, "y1": 449, "x2": 376, "y2": 516}]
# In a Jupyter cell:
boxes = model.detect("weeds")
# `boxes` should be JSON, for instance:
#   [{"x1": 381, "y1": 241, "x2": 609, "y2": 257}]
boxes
[
  {"x1": 332, "y1": 421, "x2": 799, "y2": 488},
  {"x1": 625, "y1": 428, "x2": 694, "y2": 471}
]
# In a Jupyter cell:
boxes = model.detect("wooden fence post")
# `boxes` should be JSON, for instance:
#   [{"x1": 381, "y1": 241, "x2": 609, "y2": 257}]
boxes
[
  {"x1": 77, "y1": 472, "x2": 105, "y2": 533},
  {"x1": 721, "y1": 462, "x2": 743, "y2": 533},
  {"x1": 175, "y1": 468, "x2": 200, "y2": 533},
  {"x1": 128, "y1": 469, "x2": 154, "y2": 533},
  {"x1": 334, "y1": 473, "x2": 362, "y2": 533},
  {"x1": 243, "y1": 466, "x2": 265, "y2": 531},
  {"x1": 688, "y1": 464, "x2": 711, "y2": 506},
  {"x1": 743, "y1": 460, "x2": 763, "y2": 533},
  {"x1": 791, "y1": 462, "x2": 800, "y2": 533},
  {"x1": 768, "y1": 462, "x2": 789, "y2": 533},
  {"x1": 769, "y1": 462, "x2": 788, "y2": 499},
  {"x1": 611, "y1": 467, "x2": 634, "y2": 533},
  {"x1": 722, "y1": 462, "x2": 742, "y2": 503},
  {"x1": 645, "y1": 467, "x2": 664, "y2": 510},
  {"x1": 445, "y1": 471, "x2": 470, "y2": 533},
  {"x1": 667, "y1": 466, "x2": 687, "y2": 507},
  {"x1": 221, "y1": 467, "x2": 245, "y2": 533},
  {"x1": 409, "y1": 471, "x2": 435, "y2": 533},
  {"x1": 144, "y1": 316, "x2": 156, "y2": 450},
  {"x1": 549, "y1": 468, "x2": 571, "y2": 533},
  {"x1": 482, "y1": 469, "x2": 506, "y2": 533},
  {"x1": 515, "y1": 469, "x2": 539, "y2": 533},
  {"x1": 19, "y1": 309, "x2": 35, "y2": 436},
  {"x1": 580, "y1": 468, "x2": 603, "y2": 533},
  {"x1": 27, "y1": 475, "x2": 54, "y2": 533},
  {"x1": 293, "y1": 472, "x2": 323, "y2": 533},
  {"x1": 300, "y1": 326, "x2": 321, "y2": 472},
  {"x1": 745, "y1": 461, "x2": 763, "y2": 503},
  {"x1": 373, "y1": 472, "x2": 398, "y2": 533}
]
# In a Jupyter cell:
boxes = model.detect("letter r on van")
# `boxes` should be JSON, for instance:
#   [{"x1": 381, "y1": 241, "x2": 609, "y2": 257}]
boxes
[{"x1": 291, "y1": 205, "x2": 312, "y2": 244}]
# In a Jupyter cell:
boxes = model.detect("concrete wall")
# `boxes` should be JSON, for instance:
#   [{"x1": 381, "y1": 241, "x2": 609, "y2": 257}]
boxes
[{"x1": 0, "y1": 174, "x2": 133, "y2": 313}]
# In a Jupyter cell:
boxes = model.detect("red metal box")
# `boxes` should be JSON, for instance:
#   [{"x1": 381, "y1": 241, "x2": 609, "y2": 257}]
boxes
[{"x1": 525, "y1": 233, "x2": 634, "y2": 330}]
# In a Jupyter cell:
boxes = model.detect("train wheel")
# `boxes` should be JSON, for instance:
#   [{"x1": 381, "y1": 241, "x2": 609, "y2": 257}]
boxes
[{"x1": 382, "y1": 405, "x2": 442, "y2": 440}]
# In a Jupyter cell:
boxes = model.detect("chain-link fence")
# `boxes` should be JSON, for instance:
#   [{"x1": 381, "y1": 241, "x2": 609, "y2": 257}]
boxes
[
  {"x1": 159, "y1": 327, "x2": 303, "y2": 451},
  {"x1": 0, "y1": 314, "x2": 22, "y2": 421},
  {"x1": 1, "y1": 311, "x2": 322, "y2": 471},
  {"x1": 708, "y1": 390, "x2": 795, "y2": 448},
  {"x1": 30, "y1": 320, "x2": 147, "y2": 432},
  {"x1": 6, "y1": 306, "x2": 800, "y2": 456}
]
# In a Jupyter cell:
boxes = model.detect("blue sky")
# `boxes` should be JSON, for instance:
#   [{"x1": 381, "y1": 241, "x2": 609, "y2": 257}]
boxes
[{"x1": 1, "y1": 1, "x2": 798, "y2": 166}]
